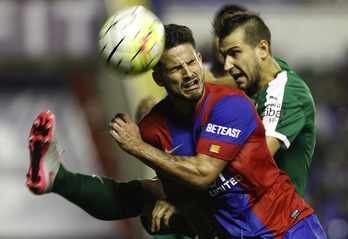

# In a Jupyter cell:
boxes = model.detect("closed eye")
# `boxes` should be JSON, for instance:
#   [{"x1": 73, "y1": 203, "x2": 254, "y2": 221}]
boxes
[
  {"x1": 187, "y1": 59, "x2": 195, "y2": 65},
  {"x1": 168, "y1": 59, "x2": 197, "y2": 73},
  {"x1": 169, "y1": 66, "x2": 181, "y2": 73}
]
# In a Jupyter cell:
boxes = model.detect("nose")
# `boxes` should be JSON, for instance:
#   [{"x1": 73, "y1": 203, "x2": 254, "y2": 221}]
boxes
[
  {"x1": 182, "y1": 64, "x2": 193, "y2": 78},
  {"x1": 224, "y1": 55, "x2": 234, "y2": 71}
]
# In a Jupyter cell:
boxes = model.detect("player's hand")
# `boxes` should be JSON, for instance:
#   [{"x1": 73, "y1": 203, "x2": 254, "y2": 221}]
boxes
[
  {"x1": 108, "y1": 113, "x2": 143, "y2": 155},
  {"x1": 151, "y1": 199, "x2": 178, "y2": 232}
]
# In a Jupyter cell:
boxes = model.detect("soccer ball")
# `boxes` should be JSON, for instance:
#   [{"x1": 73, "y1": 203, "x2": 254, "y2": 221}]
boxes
[{"x1": 98, "y1": 6, "x2": 165, "y2": 74}]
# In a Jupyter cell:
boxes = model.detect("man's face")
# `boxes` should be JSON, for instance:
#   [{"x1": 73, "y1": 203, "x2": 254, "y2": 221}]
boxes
[
  {"x1": 156, "y1": 44, "x2": 205, "y2": 102},
  {"x1": 219, "y1": 28, "x2": 262, "y2": 93}
]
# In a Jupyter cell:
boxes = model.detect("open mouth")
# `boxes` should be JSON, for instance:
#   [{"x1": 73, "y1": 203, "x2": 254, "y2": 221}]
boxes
[
  {"x1": 183, "y1": 78, "x2": 200, "y2": 90},
  {"x1": 231, "y1": 73, "x2": 244, "y2": 82}
]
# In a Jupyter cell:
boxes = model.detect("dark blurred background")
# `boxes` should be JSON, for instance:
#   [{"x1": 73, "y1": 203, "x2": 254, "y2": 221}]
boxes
[{"x1": 1, "y1": 0, "x2": 348, "y2": 238}]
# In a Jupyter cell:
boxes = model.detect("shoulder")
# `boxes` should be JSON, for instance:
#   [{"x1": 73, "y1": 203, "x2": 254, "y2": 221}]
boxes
[
  {"x1": 138, "y1": 99, "x2": 169, "y2": 140},
  {"x1": 282, "y1": 72, "x2": 313, "y2": 104},
  {"x1": 265, "y1": 67, "x2": 315, "y2": 116},
  {"x1": 206, "y1": 82, "x2": 247, "y2": 99},
  {"x1": 205, "y1": 83, "x2": 257, "y2": 120},
  {"x1": 270, "y1": 59, "x2": 313, "y2": 101},
  {"x1": 274, "y1": 57, "x2": 310, "y2": 90},
  {"x1": 139, "y1": 99, "x2": 168, "y2": 125},
  {"x1": 274, "y1": 57, "x2": 292, "y2": 72}
]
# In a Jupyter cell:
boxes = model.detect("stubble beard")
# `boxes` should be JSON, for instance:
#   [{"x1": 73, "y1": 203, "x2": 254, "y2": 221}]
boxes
[
  {"x1": 166, "y1": 84, "x2": 204, "y2": 103},
  {"x1": 245, "y1": 65, "x2": 262, "y2": 97},
  {"x1": 245, "y1": 74, "x2": 261, "y2": 97}
]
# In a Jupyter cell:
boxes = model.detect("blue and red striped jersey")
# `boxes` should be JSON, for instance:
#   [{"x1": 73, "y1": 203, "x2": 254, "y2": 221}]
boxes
[{"x1": 139, "y1": 82, "x2": 313, "y2": 238}]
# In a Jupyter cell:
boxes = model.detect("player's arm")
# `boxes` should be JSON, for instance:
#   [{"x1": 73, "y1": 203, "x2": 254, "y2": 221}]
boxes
[
  {"x1": 142, "y1": 148, "x2": 227, "y2": 191},
  {"x1": 109, "y1": 114, "x2": 228, "y2": 190},
  {"x1": 151, "y1": 152, "x2": 228, "y2": 191},
  {"x1": 139, "y1": 178, "x2": 167, "y2": 217},
  {"x1": 266, "y1": 136, "x2": 281, "y2": 156},
  {"x1": 109, "y1": 95, "x2": 256, "y2": 189},
  {"x1": 141, "y1": 177, "x2": 213, "y2": 238},
  {"x1": 151, "y1": 197, "x2": 214, "y2": 239}
]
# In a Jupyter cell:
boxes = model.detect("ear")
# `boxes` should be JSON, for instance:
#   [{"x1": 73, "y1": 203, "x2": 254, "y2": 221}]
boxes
[
  {"x1": 258, "y1": 40, "x2": 270, "y2": 59},
  {"x1": 196, "y1": 51, "x2": 203, "y2": 63},
  {"x1": 196, "y1": 51, "x2": 205, "y2": 70},
  {"x1": 152, "y1": 71, "x2": 164, "y2": 87}
]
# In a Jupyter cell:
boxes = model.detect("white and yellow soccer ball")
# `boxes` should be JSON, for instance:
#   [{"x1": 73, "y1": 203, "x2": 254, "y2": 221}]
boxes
[{"x1": 98, "y1": 5, "x2": 165, "y2": 75}]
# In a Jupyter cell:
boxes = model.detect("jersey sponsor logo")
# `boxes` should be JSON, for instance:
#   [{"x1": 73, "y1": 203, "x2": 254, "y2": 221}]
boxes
[
  {"x1": 269, "y1": 95, "x2": 280, "y2": 101},
  {"x1": 164, "y1": 144, "x2": 182, "y2": 154},
  {"x1": 261, "y1": 94, "x2": 285, "y2": 122},
  {"x1": 209, "y1": 173, "x2": 243, "y2": 197},
  {"x1": 205, "y1": 123, "x2": 241, "y2": 138},
  {"x1": 262, "y1": 105, "x2": 282, "y2": 119}
]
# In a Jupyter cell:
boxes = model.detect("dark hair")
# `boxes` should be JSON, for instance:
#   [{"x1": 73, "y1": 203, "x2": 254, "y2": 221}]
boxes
[
  {"x1": 163, "y1": 24, "x2": 196, "y2": 50},
  {"x1": 153, "y1": 24, "x2": 196, "y2": 71},
  {"x1": 214, "y1": 11, "x2": 272, "y2": 52},
  {"x1": 213, "y1": 4, "x2": 247, "y2": 34}
]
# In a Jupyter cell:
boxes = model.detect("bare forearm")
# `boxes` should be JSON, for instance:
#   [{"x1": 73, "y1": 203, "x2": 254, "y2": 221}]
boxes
[
  {"x1": 134, "y1": 142, "x2": 207, "y2": 190},
  {"x1": 108, "y1": 113, "x2": 224, "y2": 190},
  {"x1": 265, "y1": 136, "x2": 281, "y2": 156}
]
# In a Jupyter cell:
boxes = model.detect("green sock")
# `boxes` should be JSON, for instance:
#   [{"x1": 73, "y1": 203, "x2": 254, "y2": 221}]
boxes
[{"x1": 52, "y1": 165, "x2": 144, "y2": 220}]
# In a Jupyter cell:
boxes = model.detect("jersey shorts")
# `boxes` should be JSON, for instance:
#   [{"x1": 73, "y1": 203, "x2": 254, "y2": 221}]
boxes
[{"x1": 284, "y1": 214, "x2": 327, "y2": 239}]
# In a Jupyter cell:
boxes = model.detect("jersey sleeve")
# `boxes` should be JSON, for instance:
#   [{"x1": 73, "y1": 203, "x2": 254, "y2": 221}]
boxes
[
  {"x1": 261, "y1": 73, "x2": 306, "y2": 149},
  {"x1": 264, "y1": 100, "x2": 305, "y2": 149},
  {"x1": 196, "y1": 95, "x2": 258, "y2": 160}
]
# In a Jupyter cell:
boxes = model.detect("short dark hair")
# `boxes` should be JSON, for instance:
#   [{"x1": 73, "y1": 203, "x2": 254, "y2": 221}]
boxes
[
  {"x1": 214, "y1": 11, "x2": 272, "y2": 51},
  {"x1": 163, "y1": 24, "x2": 196, "y2": 50},
  {"x1": 154, "y1": 24, "x2": 196, "y2": 71},
  {"x1": 213, "y1": 4, "x2": 247, "y2": 34}
]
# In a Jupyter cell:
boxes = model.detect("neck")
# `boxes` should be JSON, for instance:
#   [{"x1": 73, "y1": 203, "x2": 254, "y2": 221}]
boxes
[
  {"x1": 259, "y1": 57, "x2": 281, "y2": 90},
  {"x1": 168, "y1": 96, "x2": 199, "y2": 116}
]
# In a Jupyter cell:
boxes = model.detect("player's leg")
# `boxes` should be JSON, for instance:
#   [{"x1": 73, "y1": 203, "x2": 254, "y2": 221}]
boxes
[
  {"x1": 26, "y1": 110, "x2": 198, "y2": 238},
  {"x1": 52, "y1": 165, "x2": 144, "y2": 220},
  {"x1": 26, "y1": 110, "x2": 160, "y2": 220},
  {"x1": 283, "y1": 213, "x2": 327, "y2": 239}
]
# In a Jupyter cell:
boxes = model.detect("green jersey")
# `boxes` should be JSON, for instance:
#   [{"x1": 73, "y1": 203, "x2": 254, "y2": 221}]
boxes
[{"x1": 251, "y1": 57, "x2": 316, "y2": 197}]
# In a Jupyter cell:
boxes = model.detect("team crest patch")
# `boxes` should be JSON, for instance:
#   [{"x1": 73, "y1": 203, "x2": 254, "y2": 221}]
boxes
[{"x1": 209, "y1": 144, "x2": 220, "y2": 153}]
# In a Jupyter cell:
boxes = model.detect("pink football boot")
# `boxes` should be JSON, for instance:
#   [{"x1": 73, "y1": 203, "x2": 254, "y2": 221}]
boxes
[{"x1": 26, "y1": 110, "x2": 63, "y2": 194}]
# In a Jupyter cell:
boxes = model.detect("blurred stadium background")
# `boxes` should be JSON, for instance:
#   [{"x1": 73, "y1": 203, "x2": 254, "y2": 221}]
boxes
[{"x1": 1, "y1": 0, "x2": 348, "y2": 238}]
